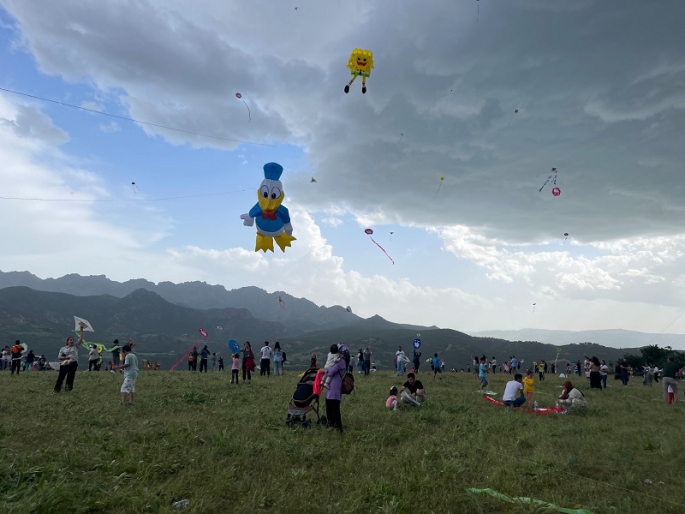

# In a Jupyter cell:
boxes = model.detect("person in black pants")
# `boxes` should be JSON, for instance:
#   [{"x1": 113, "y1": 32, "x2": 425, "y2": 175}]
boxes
[
  {"x1": 199, "y1": 345, "x2": 209, "y2": 373},
  {"x1": 260, "y1": 341, "x2": 272, "y2": 377},
  {"x1": 10, "y1": 341, "x2": 23, "y2": 375},
  {"x1": 242, "y1": 342, "x2": 254, "y2": 383},
  {"x1": 54, "y1": 328, "x2": 83, "y2": 393}
]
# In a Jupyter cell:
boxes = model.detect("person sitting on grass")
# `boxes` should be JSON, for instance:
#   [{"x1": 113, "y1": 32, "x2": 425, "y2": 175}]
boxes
[
  {"x1": 115, "y1": 344, "x2": 139, "y2": 406},
  {"x1": 558, "y1": 381, "x2": 587, "y2": 407},
  {"x1": 400, "y1": 373, "x2": 425, "y2": 406},
  {"x1": 386, "y1": 386, "x2": 399, "y2": 411},
  {"x1": 502, "y1": 373, "x2": 526, "y2": 407}
]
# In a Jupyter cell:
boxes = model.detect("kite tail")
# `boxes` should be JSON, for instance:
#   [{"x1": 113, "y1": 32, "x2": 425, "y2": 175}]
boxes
[
  {"x1": 538, "y1": 175, "x2": 552, "y2": 193},
  {"x1": 437, "y1": 182, "x2": 443, "y2": 193},
  {"x1": 370, "y1": 236, "x2": 395, "y2": 264},
  {"x1": 171, "y1": 343, "x2": 199, "y2": 371}
]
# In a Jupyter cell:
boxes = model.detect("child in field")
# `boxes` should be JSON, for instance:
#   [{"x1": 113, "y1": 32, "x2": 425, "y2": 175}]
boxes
[
  {"x1": 322, "y1": 348, "x2": 342, "y2": 390},
  {"x1": 386, "y1": 386, "x2": 399, "y2": 411},
  {"x1": 231, "y1": 353, "x2": 240, "y2": 384},
  {"x1": 433, "y1": 354, "x2": 442, "y2": 380},
  {"x1": 523, "y1": 370, "x2": 534, "y2": 404},
  {"x1": 115, "y1": 344, "x2": 139, "y2": 406},
  {"x1": 478, "y1": 356, "x2": 489, "y2": 391}
]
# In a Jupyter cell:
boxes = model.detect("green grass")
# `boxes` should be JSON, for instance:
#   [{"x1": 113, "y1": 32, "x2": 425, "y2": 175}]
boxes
[{"x1": 1, "y1": 369, "x2": 683, "y2": 513}]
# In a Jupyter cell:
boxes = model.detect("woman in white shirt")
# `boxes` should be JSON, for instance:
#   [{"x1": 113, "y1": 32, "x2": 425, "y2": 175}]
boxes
[{"x1": 54, "y1": 327, "x2": 84, "y2": 393}]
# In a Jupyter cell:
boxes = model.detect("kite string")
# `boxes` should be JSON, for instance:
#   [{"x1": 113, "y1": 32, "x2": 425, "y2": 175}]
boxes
[
  {"x1": 0, "y1": 188, "x2": 249, "y2": 203},
  {"x1": 0, "y1": 86, "x2": 271, "y2": 147},
  {"x1": 241, "y1": 100, "x2": 251, "y2": 122},
  {"x1": 370, "y1": 236, "x2": 395, "y2": 265}
]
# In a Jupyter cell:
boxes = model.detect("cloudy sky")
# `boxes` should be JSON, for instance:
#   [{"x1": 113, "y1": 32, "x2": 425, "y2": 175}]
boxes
[{"x1": 1, "y1": 0, "x2": 685, "y2": 336}]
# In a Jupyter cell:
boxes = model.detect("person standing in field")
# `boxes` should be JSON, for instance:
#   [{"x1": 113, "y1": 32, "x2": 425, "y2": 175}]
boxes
[
  {"x1": 273, "y1": 342, "x2": 284, "y2": 377},
  {"x1": 363, "y1": 346, "x2": 372, "y2": 376},
  {"x1": 218, "y1": 355, "x2": 224, "y2": 371},
  {"x1": 242, "y1": 342, "x2": 255, "y2": 383},
  {"x1": 522, "y1": 370, "x2": 534, "y2": 404},
  {"x1": 478, "y1": 356, "x2": 489, "y2": 391},
  {"x1": 88, "y1": 345, "x2": 99, "y2": 372},
  {"x1": 1, "y1": 345, "x2": 10, "y2": 371},
  {"x1": 10, "y1": 341, "x2": 23, "y2": 375},
  {"x1": 600, "y1": 360, "x2": 609, "y2": 389},
  {"x1": 490, "y1": 356, "x2": 497, "y2": 375},
  {"x1": 115, "y1": 344, "x2": 139, "y2": 406},
  {"x1": 211, "y1": 352, "x2": 217, "y2": 371},
  {"x1": 323, "y1": 344, "x2": 347, "y2": 432},
  {"x1": 661, "y1": 356, "x2": 680, "y2": 406},
  {"x1": 231, "y1": 353, "x2": 240, "y2": 384},
  {"x1": 619, "y1": 358, "x2": 631, "y2": 386},
  {"x1": 112, "y1": 341, "x2": 121, "y2": 369},
  {"x1": 260, "y1": 341, "x2": 272, "y2": 377},
  {"x1": 199, "y1": 345, "x2": 210, "y2": 373},
  {"x1": 54, "y1": 327, "x2": 84, "y2": 393},
  {"x1": 188, "y1": 350, "x2": 194, "y2": 371},
  {"x1": 357, "y1": 348, "x2": 364, "y2": 373},
  {"x1": 395, "y1": 346, "x2": 406, "y2": 376},
  {"x1": 510, "y1": 356, "x2": 518, "y2": 374},
  {"x1": 413, "y1": 349, "x2": 422, "y2": 374},
  {"x1": 589, "y1": 356, "x2": 602, "y2": 390}
]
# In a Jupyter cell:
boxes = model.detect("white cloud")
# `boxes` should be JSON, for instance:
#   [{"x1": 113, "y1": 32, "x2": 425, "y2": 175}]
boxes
[
  {"x1": 98, "y1": 121, "x2": 120, "y2": 133},
  {"x1": 0, "y1": 103, "x2": 69, "y2": 145}
]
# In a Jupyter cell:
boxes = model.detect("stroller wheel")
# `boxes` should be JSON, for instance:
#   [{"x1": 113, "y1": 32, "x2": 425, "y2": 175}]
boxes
[
  {"x1": 319, "y1": 415, "x2": 328, "y2": 427},
  {"x1": 303, "y1": 420, "x2": 312, "y2": 429}
]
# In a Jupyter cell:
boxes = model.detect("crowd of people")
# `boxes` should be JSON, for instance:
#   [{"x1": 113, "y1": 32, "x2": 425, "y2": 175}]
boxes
[{"x1": 5, "y1": 329, "x2": 684, "y2": 415}]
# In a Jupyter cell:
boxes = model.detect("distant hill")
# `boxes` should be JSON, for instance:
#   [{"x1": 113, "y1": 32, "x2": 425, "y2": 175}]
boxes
[
  {"x1": 471, "y1": 328, "x2": 685, "y2": 351},
  {"x1": 0, "y1": 286, "x2": 635, "y2": 370},
  {"x1": 0, "y1": 286, "x2": 293, "y2": 363},
  {"x1": 0, "y1": 271, "x2": 433, "y2": 333}
]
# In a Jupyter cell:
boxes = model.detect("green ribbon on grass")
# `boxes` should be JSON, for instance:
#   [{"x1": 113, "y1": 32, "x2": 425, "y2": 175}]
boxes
[{"x1": 467, "y1": 488, "x2": 594, "y2": 514}]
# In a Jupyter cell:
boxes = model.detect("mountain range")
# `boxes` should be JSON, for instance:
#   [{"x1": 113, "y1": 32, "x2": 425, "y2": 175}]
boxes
[{"x1": 1, "y1": 270, "x2": 679, "y2": 369}]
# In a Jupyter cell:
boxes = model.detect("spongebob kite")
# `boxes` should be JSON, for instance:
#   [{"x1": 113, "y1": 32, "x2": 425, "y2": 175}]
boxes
[
  {"x1": 344, "y1": 48, "x2": 374, "y2": 94},
  {"x1": 240, "y1": 162, "x2": 296, "y2": 253}
]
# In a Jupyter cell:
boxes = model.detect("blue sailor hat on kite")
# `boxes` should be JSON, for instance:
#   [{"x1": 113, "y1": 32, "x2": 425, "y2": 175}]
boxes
[{"x1": 263, "y1": 162, "x2": 283, "y2": 182}]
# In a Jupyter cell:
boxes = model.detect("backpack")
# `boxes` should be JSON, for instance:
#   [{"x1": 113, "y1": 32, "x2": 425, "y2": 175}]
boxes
[
  {"x1": 341, "y1": 371, "x2": 355, "y2": 395},
  {"x1": 282, "y1": 352, "x2": 287, "y2": 363}
]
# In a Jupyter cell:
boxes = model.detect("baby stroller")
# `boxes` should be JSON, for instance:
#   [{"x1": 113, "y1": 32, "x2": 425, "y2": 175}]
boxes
[{"x1": 286, "y1": 368, "x2": 324, "y2": 428}]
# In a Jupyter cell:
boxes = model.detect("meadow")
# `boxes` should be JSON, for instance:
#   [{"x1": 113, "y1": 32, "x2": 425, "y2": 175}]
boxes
[{"x1": 1, "y1": 367, "x2": 683, "y2": 513}]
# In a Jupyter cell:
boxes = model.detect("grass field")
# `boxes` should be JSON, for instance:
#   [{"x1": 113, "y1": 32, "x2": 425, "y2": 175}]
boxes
[{"x1": 1, "y1": 368, "x2": 683, "y2": 513}]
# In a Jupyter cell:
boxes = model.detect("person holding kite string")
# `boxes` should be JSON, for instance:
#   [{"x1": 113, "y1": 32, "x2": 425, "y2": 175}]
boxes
[{"x1": 54, "y1": 326, "x2": 84, "y2": 393}]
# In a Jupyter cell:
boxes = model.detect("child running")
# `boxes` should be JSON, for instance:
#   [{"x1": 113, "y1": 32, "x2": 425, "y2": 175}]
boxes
[
  {"x1": 231, "y1": 353, "x2": 240, "y2": 384},
  {"x1": 116, "y1": 344, "x2": 139, "y2": 406},
  {"x1": 386, "y1": 386, "x2": 399, "y2": 411},
  {"x1": 523, "y1": 370, "x2": 534, "y2": 404},
  {"x1": 432, "y1": 353, "x2": 442, "y2": 380}
]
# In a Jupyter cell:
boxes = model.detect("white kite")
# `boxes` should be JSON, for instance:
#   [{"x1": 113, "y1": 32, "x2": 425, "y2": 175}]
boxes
[{"x1": 73, "y1": 316, "x2": 94, "y2": 332}]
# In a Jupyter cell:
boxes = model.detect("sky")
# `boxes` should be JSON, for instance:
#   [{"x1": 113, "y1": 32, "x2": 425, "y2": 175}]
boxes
[{"x1": 1, "y1": 0, "x2": 685, "y2": 336}]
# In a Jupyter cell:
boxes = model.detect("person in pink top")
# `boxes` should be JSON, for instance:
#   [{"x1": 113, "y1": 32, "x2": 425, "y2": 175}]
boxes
[
  {"x1": 386, "y1": 386, "x2": 399, "y2": 411},
  {"x1": 231, "y1": 353, "x2": 240, "y2": 384}
]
